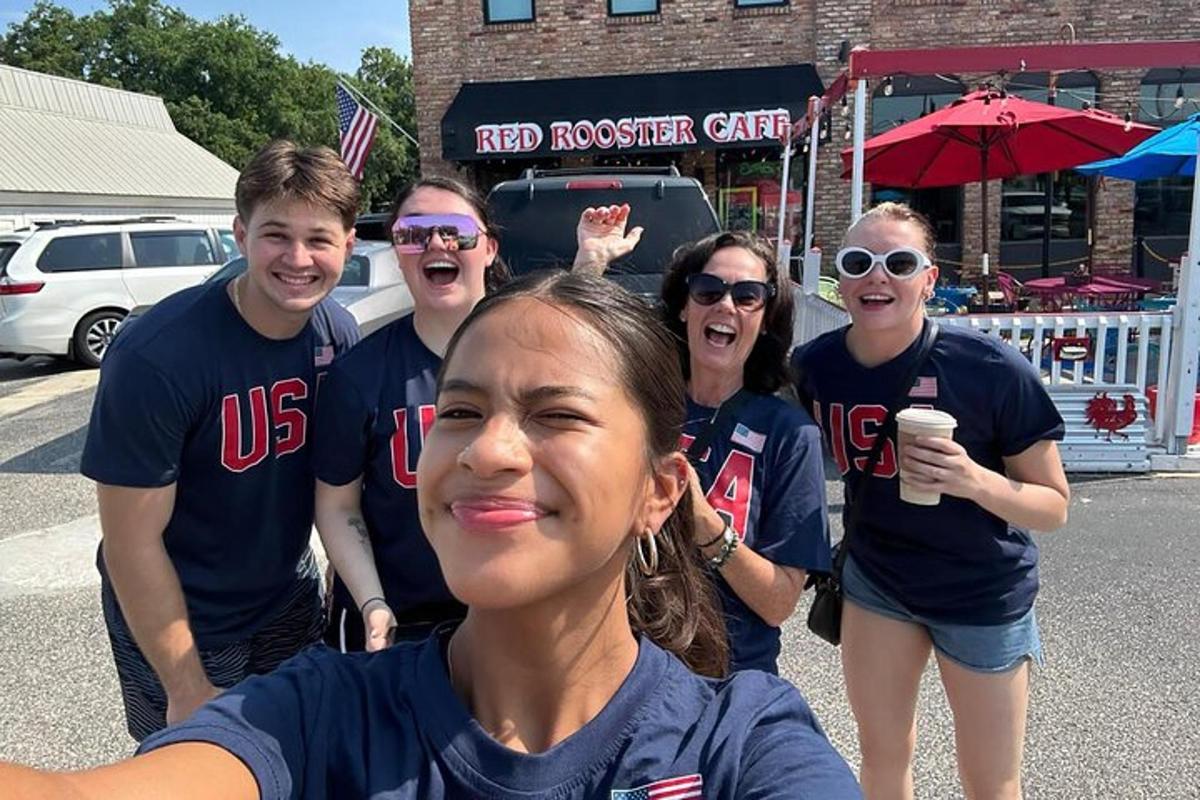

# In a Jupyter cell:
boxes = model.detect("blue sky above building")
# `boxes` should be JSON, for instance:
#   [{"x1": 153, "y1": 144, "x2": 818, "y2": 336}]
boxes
[{"x1": 2, "y1": 1, "x2": 412, "y2": 73}]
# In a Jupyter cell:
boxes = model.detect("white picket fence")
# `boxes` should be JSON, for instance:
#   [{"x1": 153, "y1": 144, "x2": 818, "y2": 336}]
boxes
[{"x1": 791, "y1": 289, "x2": 1180, "y2": 471}]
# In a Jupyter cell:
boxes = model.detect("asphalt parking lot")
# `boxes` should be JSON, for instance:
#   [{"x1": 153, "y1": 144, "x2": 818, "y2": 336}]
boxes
[{"x1": 1, "y1": 355, "x2": 1198, "y2": 798}]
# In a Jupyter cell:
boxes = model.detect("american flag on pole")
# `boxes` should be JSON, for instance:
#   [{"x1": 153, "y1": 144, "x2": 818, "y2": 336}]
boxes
[
  {"x1": 610, "y1": 773, "x2": 703, "y2": 799},
  {"x1": 336, "y1": 83, "x2": 379, "y2": 181}
]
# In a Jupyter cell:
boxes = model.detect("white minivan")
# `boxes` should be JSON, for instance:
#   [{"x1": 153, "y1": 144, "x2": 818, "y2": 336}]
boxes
[{"x1": 0, "y1": 218, "x2": 233, "y2": 367}]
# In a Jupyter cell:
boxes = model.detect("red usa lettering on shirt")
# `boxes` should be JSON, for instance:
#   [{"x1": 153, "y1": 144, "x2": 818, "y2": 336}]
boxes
[
  {"x1": 813, "y1": 401, "x2": 898, "y2": 478},
  {"x1": 679, "y1": 432, "x2": 755, "y2": 539},
  {"x1": 220, "y1": 378, "x2": 309, "y2": 473},
  {"x1": 390, "y1": 404, "x2": 437, "y2": 489}
]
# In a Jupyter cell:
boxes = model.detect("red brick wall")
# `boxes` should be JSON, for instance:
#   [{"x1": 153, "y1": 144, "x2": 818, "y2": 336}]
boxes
[{"x1": 410, "y1": 0, "x2": 1200, "y2": 275}]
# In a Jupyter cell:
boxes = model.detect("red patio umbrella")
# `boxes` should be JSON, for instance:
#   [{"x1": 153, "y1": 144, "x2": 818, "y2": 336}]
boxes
[{"x1": 841, "y1": 88, "x2": 1157, "y2": 307}]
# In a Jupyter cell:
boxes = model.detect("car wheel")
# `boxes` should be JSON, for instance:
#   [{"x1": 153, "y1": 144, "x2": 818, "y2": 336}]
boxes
[{"x1": 73, "y1": 310, "x2": 126, "y2": 368}]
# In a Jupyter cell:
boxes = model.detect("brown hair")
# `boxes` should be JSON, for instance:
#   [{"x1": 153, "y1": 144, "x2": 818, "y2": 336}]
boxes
[
  {"x1": 235, "y1": 140, "x2": 361, "y2": 230},
  {"x1": 660, "y1": 231, "x2": 795, "y2": 394},
  {"x1": 439, "y1": 271, "x2": 729, "y2": 677},
  {"x1": 389, "y1": 175, "x2": 512, "y2": 293},
  {"x1": 844, "y1": 201, "x2": 938, "y2": 257}
]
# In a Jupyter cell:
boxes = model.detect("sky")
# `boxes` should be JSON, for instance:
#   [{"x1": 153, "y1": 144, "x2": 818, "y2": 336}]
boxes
[{"x1": 1, "y1": 0, "x2": 412, "y2": 72}]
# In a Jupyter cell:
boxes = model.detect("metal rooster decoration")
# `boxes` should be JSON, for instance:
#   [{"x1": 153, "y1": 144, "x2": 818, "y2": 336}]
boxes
[{"x1": 1085, "y1": 392, "x2": 1138, "y2": 441}]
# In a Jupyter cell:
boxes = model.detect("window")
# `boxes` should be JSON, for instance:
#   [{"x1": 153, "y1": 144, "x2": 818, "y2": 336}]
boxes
[
  {"x1": 610, "y1": 0, "x2": 658, "y2": 13},
  {"x1": 0, "y1": 242, "x2": 19, "y2": 273},
  {"x1": 36, "y1": 234, "x2": 122, "y2": 272},
  {"x1": 1005, "y1": 70, "x2": 1097, "y2": 111},
  {"x1": 1137, "y1": 68, "x2": 1200, "y2": 126},
  {"x1": 484, "y1": 0, "x2": 534, "y2": 23},
  {"x1": 339, "y1": 255, "x2": 371, "y2": 287},
  {"x1": 129, "y1": 231, "x2": 218, "y2": 268},
  {"x1": 734, "y1": 0, "x2": 788, "y2": 6},
  {"x1": 1136, "y1": 177, "x2": 1194, "y2": 238},
  {"x1": 217, "y1": 229, "x2": 239, "y2": 260},
  {"x1": 871, "y1": 76, "x2": 966, "y2": 246},
  {"x1": 1000, "y1": 173, "x2": 1090, "y2": 242}
]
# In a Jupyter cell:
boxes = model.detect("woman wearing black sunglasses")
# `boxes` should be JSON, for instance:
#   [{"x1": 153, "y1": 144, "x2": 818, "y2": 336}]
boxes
[
  {"x1": 656, "y1": 231, "x2": 833, "y2": 674},
  {"x1": 791, "y1": 203, "x2": 1068, "y2": 800}
]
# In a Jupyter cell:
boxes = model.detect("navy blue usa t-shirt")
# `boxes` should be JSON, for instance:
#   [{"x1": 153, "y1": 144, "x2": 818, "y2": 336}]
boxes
[
  {"x1": 310, "y1": 314, "x2": 461, "y2": 622},
  {"x1": 791, "y1": 321, "x2": 1064, "y2": 625},
  {"x1": 683, "y1": 392, "x2": 831, "y2": 673},
  {"x1": 139, "y1": 633, "x2": 862, "y2": 799},
  {"x1": 81, "y1": 278, "x2": 359, "y2": 647}
]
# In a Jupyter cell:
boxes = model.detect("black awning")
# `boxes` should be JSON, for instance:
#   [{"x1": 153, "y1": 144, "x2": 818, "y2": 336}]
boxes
[{"x1": 441, "y1": 64, "x2": 823, "y2": 161}]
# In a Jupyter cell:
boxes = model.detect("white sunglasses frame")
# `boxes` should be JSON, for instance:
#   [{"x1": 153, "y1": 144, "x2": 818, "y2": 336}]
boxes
[{"x1": 835, "y1": 246, "x2": 932, "y2": 280}]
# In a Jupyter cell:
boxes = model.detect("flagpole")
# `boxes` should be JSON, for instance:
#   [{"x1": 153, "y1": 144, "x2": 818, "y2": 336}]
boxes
[{"x1": 338, "y1": 79, "x2": 420, "y2": 150}]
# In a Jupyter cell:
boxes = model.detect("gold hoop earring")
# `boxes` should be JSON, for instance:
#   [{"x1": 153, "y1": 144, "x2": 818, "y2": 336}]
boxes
[{"x1": 635, "y1": 528, "x2": 659, "y2": 576}]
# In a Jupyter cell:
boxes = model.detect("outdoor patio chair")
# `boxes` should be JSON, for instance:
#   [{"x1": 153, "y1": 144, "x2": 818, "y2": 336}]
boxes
[{"x1": 994, "y1": 271, "x2": 1025, "y2": 312}]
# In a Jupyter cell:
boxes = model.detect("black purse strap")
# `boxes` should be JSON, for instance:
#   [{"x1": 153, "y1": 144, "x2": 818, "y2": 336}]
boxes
[
  {"x1": 833, "y1": 320, "x2": 940, "y2": 573},
  {"x1": 685, "y1": 389, "x2": 751, "y2": 467}
]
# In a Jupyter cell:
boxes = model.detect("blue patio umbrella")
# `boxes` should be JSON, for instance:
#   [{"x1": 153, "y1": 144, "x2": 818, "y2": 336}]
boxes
[{"x1": 1076, "y1": 112, "x2": 1198, "y2": 179}]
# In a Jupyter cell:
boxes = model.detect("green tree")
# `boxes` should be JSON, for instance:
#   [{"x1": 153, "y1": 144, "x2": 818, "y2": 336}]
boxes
[{"x1": 1, "y1": 0, "x2": 420, "y2": 211}]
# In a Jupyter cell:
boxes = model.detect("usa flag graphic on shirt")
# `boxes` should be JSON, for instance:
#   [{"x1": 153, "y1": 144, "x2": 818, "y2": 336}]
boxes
[{"x1": 610, "y1": 773, "x2": 703, "y2": 799}]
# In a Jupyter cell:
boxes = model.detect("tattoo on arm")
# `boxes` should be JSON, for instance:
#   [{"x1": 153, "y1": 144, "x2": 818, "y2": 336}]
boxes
[{"x1": 348, "y1": 515, "x2": 370, "y2": 548}]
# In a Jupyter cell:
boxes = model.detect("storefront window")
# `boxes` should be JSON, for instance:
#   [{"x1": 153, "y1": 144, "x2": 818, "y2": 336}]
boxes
[
  {"x1": 1137, "y1": 68, "x2": 1200, "y2": 125},
  {"x1": 871, "y1": 76, "x2": 965, "y2": 247},
  {"x1": 734, "y1": 0, "x2": 788, "y2": 6},
  {"x1": 999, "y1": 73, "x2": 1096, "y2": 244},
  {"x1": 484, "y1": 0, "x2": 534, "y2": 23},
  {"x1": 1135, "y1": 177, "x2": 1194, "y2": 238},
  {"x1": 870, "y1": 186, "x2": 961, "y2": 249},
  {"x1": 1000, "y1": 173, "x2": 1089, "y2": 242},
  {"x1": 716, "y1": 147, "x2": 801, "y2": 240}
]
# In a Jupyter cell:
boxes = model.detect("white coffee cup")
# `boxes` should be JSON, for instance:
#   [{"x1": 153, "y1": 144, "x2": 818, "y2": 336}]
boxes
[{"x1": 895, "y1": 408, "x2": 958, "y2": 506}]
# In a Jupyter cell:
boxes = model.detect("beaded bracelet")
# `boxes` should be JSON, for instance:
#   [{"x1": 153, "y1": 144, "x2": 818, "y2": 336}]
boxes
[{"x1": 708, "y1": 527, "x2": 740, "y2": 570}]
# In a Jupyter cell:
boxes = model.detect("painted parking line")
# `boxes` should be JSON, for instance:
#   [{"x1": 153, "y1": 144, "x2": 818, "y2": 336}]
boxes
[
  {"x1": 0, "y1": 370, "x2": 99, "y2": 419},
  {"x1": 0, "y1": 517, "x2": 328, "y2": 601}
]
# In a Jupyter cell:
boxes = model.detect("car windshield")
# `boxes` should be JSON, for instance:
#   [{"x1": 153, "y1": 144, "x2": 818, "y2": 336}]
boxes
[{"x1": 206, "y1": 255, "x2": 370, "y2": 287}]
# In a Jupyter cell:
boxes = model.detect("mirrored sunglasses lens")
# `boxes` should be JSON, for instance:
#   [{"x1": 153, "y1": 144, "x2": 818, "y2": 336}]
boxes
[
  {"x1": 840, "y1": 251, "x2": 875, "y2": 276},
  {"x1": 885, "y1": 251, "x2": 921, "y2": 277}
]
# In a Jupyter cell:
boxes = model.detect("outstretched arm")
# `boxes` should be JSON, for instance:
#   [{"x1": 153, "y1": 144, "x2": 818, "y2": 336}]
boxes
[
  {"x1": 571, "y1": 204, "x2": 644, "y2": 275},
  {"x1": 3, "y1": 742, "x2": 257, "y2": 800}
]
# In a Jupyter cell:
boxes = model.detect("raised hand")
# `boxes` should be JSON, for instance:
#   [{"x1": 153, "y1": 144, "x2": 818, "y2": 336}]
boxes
[{"x1": 572, "y1": 204, "x2": 644, "y2": 275}]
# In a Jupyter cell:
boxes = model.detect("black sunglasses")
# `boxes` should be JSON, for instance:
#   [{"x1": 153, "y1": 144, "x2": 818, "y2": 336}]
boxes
[{"x1": 686, "y1": 272, "x2": 776, "y2": 311}]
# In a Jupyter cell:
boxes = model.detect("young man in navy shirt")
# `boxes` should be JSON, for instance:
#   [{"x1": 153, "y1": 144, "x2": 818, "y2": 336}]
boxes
[{"x1": 80, "y1": 140, "x2": 361, "y2": 741}]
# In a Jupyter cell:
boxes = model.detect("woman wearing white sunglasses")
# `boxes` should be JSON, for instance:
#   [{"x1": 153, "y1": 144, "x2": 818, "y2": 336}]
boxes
[{"x1": 791, "y1": 203, "x2": 1070, "y2": 800}]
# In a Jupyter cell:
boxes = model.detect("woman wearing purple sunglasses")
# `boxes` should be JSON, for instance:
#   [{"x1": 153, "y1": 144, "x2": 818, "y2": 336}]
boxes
[{"x1": 310, "y1": 176, "x2": 510, "y2": 652}]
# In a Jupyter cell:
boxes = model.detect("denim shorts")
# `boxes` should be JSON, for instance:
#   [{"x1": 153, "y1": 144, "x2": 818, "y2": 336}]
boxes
[{"x1": 842, "y1": 553, "x2": 1044, "y2": 673}]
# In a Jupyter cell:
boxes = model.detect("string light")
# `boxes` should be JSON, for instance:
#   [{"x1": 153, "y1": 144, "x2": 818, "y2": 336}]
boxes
[
  {"x1": 1175, "y1": 85, "x2": 1186, "y2": 110},
  {"x1": 883, "y1": 76, "x2": 894, "y2": 97},
  {"x1": 844, "y1": 126, "x2": 852, "y2": 141},
  {"x1": 840, "y1": 95, "x2": 849, "y2": 118},
  {"x1": 1124, "y1": 105, "x2": 1134, "y2": 132}
]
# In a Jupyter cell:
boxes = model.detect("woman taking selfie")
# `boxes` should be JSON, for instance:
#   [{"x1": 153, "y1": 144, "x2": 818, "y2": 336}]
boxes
[
  {"x1": 5, "y1": 272, "x2": 861, "y2": 799},
  {"x1": 792, "y1": 203, "x2": 1069, "y2": 800},
  {"x1": 312, "y1": 176, "x2": 507, "y2": 652}
]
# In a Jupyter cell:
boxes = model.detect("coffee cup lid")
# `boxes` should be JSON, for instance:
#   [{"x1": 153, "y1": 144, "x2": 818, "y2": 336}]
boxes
[{"x1": 896, "y1": 408, "x2": 957, "y2": 428}]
